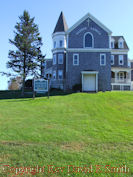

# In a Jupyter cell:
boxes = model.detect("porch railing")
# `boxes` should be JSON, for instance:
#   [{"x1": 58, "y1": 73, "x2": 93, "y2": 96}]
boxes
[{"x1": 111, "y1": 78, "x2": 131, "y2": 84}]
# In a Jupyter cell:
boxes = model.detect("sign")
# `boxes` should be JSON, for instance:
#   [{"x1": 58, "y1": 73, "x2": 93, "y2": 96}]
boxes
[{"x1": 34, "y1": 79, "x2": 48, "y2": 92}]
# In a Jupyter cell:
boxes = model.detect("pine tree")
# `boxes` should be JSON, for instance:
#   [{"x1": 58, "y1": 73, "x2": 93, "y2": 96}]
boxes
[{"x1": 7, "y1": 10, "x2": 45, "y2": 96}]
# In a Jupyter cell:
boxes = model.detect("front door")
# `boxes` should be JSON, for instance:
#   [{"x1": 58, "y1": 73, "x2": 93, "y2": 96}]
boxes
[{"x1": 83, "y1": 74, "x2": 96, "y2": 91}]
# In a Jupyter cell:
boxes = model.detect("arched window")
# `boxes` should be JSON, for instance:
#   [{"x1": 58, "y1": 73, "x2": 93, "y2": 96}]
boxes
[{"x1": 84, "y1": 33, "x2": 93, "y2": 48}]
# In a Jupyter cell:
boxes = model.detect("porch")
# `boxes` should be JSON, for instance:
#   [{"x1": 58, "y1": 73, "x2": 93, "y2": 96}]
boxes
[{"x1": 111, "y1": 68, "x2": 131, "y2": 90}]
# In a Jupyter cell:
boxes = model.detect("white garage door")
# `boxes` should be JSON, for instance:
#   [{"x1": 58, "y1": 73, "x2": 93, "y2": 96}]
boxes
[{"x1": 83, "y1": 74, "x2": 96, "y2": 91}]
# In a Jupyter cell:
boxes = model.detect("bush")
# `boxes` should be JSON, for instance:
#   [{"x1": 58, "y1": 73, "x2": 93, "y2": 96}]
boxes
[{"x1": 72, "y1": 84, "x2": 82, "y2": 92}]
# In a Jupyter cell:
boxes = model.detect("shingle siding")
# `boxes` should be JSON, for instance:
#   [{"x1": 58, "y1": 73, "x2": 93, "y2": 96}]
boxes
[
  {"x1": 52, "y1": 53, "x2": 66, "y2": 80},
  {"x1": 65, "y1": 52, "x2": 111, "y2": 91},
  {"x1": 68, "y1": 19, "x2": 109, "y2": 49},
  {"x1": 111, "y1": 54, "x2": 128, "y2": 67}
]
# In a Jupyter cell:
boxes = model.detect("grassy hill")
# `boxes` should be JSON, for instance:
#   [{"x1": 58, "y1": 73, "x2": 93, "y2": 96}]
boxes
[{"x1": 0, "y1": 92, "x2": 133, "y2": 176}]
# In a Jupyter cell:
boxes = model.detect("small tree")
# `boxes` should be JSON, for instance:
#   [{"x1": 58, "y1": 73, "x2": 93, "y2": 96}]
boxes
[{"x1": 7, "y1": 10, "x2": 45, "y2": 96}]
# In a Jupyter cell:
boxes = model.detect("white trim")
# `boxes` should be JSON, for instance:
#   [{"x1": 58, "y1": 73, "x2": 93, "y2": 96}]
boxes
[
  {"x1": 111, "y1": 51, "x2": 128, "y2": 55},
  {"x1": 111, "y1": 55, "x2": 114, "y2": 65},
  {"x1": 66, "y1": 34, "x2": 69, "y2": 48},
  {"x1": 118, "y1": 38, "x2": 124, "y2": 49},
  {"x1": 58, "y1": 54, "x2": 63, "y2": 64},
  {"x1": 111, "y1": 67, "x2": 131, "y2": 72},
  {"x1": 100, "y1": 54, "x2": 106, "y2": 66},
  {"x1": 81, "y1": 71, "x2": 98, "y2": 74},
  {"x1": 111, "y1": 41, "x2": 115, "y2": 49},
  {"x1": 83, "y1": 32, "x2": 94, "y2": 48},
  {"x1": 111, "y1": 83, "x2": 131, "y2": 86},
  {"x1": 109, "y1": 35, "x2": 111, "y2": 49},
  {"x1": 66, "y1": 12, "x2": 112, "y2": 35},
  {"x1": 112, "y1": 49, "x2": 129, "y2": 52},
  {"x1": 67, "y1": 48, "x2": 111, "y2": 52},
  {"x1": 119, "y1": 55, "x2": 124, "y2": 65},
  {"x1": 111, "y1": 38, "x2": 115, "y2": 49},
  {"x1": 81, "y1": 71, "x2": 98, "y2": 92},
  {"x1": 73, "y1": 54, "x2": 79, "y2": 65},
  {"x1": 52, "y1": 32, "x2": 66, "y2": 38},
  {"x1": 118, "y1": 42, "x2": 124, "y2": 49},
  {"x1": 118, "y1": 72, "x2": 124, "y2": 81},
  {"x1": 52, "y1": 48, "x2": 66, "y2": 54}
]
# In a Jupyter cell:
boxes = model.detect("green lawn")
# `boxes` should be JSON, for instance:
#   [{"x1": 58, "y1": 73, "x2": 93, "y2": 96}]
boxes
[{"x1": 0, "y1": 92, "x2": 133, "y2": 177}]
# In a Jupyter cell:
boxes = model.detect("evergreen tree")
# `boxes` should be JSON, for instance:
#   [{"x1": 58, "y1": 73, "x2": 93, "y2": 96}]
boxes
[{"x1": 7, "y1": 10, "x2": 45, "y2": 96}]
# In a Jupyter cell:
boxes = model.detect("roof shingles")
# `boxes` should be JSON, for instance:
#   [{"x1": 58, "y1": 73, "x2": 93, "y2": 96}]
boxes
[{"x1": 53, "y1": 12, "x2": 68, "y2": 33}]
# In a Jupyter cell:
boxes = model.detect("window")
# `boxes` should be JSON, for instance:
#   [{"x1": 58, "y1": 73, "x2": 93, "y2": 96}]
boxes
[
  {"x1": 59, "y1": 40, "x2": 63, "y2": 47},
  {"x1": 73, "y1": 54, "x2": 79, "y2": 65},
  {"x1": 100, "y1": 54, "x2": 106, "y2": 66},
  {"x1": 58, "y1": 54, "x2": 63, "y2": 64},
  {"x1": 53, "y1": 54, "x2": 56, "y2": 65},
  {"x1": 111, "y1": 55, "x2": 114, "y2": 65},
  {"x1": 54, "y1": 41, "x2": 56, "y2": 48},
  {"x1": 58, "y1": 70, "x2": 63, "y2": 80},
  {"x1": 111, "y1": 41, "x2": 114, "y2": 48},
  {"x1": 118, "y1": 41, "x2": 124, "y2": 48},
  {"x1": 53, "y1": 71, "x2": 56, "y2": 80},
  {"x1": 119, "y1": 55, "x2": 124, "y2": 65},
  {"x1": 84, "y1": 33, "x2": 93, "y2": 48}
]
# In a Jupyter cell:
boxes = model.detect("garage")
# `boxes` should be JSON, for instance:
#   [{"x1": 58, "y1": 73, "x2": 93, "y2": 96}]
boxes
[{"x1": 81, "y1": 71, "x2": 98, "y2": 92}]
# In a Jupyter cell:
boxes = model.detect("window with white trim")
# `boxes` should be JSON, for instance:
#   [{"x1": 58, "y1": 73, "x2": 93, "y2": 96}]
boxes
[
  {"x1": 118, "y1": 41, "x2": 124, "y2": 48},
  {"x1": 53, "y1": 54, "x2": 56, "y2": 65},
  {"x1": 111, "y1": 41, "x2": 114, "y2": 48},
  {"x1": 84, "y1": 33, "x2": 93, "y2": 48},
  {"x1": 73, "y1": 54, "x2": 79, "y2": 65},
  {"x1": 58, "y1": 70, "x2": 63, "y2": 80},
  {"x1": 53, "y1": 71, "x2": 56, "y2": 80},
  {"x1": 59, "y1": 40, "x2": 63, "y2": 47},
  {"x1": 119, "y1": 55, "x2": 124, "y2": 65},
  {"x1": 58, "y1": 54, "x2": 63, "y2": 64},
  {"x1": 100, "y1": 54, "x2": 106, "y2": 66},
  {"x1": 111, "y1": 55, "x2": 114, "y2": 65}
]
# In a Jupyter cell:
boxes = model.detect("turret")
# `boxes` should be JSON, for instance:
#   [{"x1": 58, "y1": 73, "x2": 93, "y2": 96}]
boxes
[{"x1": 52, "y1": 12, "x2": 68, "y2": 49}]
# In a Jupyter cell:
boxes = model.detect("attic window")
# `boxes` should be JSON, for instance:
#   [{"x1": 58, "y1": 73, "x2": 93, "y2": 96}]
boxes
[
  {"x1": 84, "y1": 33, "x2": 93, "y2": 48},
  {"x1": 118, "y1": 41, "x2": 124, "y2": 48}
]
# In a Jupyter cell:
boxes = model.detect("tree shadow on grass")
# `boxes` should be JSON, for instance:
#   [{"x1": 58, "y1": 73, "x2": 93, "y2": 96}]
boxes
[{"x1": 0, "y1": 90, "x2": 73, "y2": 101}]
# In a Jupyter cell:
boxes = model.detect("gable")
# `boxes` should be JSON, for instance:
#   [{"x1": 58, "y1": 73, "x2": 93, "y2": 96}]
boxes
[
  {"x1": 67, "y1": 16, "x2": 110, "y2": 49},
  {"x1": 66, "y1": 12, "x2": 112, "y2": 35}
]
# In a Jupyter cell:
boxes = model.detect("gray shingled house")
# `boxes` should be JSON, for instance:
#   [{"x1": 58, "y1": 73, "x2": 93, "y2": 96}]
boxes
[{"x1": 44, "y1": 12, "x2": 132, "y2": 91}]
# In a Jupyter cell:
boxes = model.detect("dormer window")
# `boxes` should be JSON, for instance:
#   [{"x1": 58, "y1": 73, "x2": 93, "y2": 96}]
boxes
[
  {"x1": 118, "y1": 41, "x2": 124, "y2": 48},
  {"x1": 111, "y1": 38, "x2": 115, "y2": 48},
  {"x1": 84, "y1": 32, "x2": 94, "y2": 48},
  {"x1": 118, "y1": 38, "x2": 124, "y2": 49}
]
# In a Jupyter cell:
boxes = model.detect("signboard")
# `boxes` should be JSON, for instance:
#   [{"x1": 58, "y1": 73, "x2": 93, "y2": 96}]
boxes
[{"x1": 34, "y1": 79, "x2": 48, "y2": 92}]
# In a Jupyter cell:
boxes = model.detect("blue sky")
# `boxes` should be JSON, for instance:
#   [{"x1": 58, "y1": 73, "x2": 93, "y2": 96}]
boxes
[{"x1": 0, "y1": 0, "x2": 133, "y2": 90}]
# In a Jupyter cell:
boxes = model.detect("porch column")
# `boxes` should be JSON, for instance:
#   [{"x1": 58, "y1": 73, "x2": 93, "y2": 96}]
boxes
[{"x1": 115, "y1": 71, "x2": 118, "y2": 83}]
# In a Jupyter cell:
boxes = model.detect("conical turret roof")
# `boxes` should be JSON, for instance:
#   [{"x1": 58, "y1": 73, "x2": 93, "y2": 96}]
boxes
[{"x1": 53, "y1": 12, "x2": 68, "y2": 33}]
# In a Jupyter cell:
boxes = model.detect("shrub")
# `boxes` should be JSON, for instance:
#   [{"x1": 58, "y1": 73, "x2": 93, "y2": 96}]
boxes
[{"x1": 72, "y1": 84, "x2": 82, "y2": 92}]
